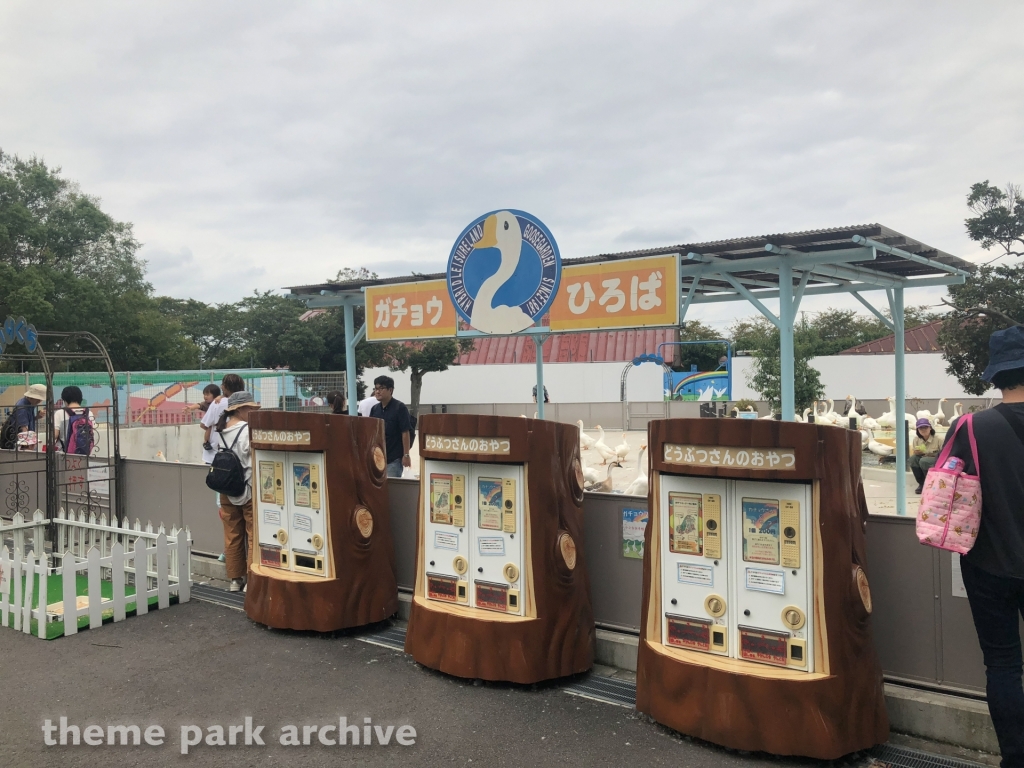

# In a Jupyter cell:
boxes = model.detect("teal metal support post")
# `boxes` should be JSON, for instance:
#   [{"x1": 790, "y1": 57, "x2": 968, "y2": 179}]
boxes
[
  {"x1": 344, "y1": 302, "x2": 358, "y2": 416},
  {"x1": 778, "y1": 262, "x2": 795, "y2": 420},
  {"x1": 534, "y1": 335, "x2": 547, "y2": 419},
  {"x1": 893, "y1": 287, "x2": 907, "y2": 516}
]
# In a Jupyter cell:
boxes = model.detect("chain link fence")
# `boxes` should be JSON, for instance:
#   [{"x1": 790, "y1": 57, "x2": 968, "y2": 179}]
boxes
[{"x1": 0, "y1": 370, "x2": 346, "y2": 428}]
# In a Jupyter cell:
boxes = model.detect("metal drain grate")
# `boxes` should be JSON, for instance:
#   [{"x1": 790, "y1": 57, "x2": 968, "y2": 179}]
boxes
[
  {"x1": 356, "y1": 623, "x2": 408, "y2": 651},
  {"x1": 191, "y1": 584, "x2": 246, "y2": 611},
  {"x1": 870, "y1": 744, "x2": 991, "y2": 768},
  {"x1": 563, "y1": 673, "x2": 637, "y2": 709}
]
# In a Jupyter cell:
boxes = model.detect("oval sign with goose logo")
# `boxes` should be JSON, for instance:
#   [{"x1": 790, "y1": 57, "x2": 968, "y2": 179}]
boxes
[{"x1": 447, "y1": 210, "x2": 561, "y2": 335}]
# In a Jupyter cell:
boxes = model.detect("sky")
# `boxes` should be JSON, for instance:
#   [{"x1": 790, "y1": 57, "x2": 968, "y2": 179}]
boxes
[{"x1": 1, "y1": 1, "x2": 1022, "y2": 329}]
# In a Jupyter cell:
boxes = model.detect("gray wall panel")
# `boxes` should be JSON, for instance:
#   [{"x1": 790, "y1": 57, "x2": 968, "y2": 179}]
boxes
[
  {"x1": 388, "y1": 477, "x2": 419, "y2": 591},
  {"x1": 581, "y1": 493, "x2": 645, "y2": 632}
]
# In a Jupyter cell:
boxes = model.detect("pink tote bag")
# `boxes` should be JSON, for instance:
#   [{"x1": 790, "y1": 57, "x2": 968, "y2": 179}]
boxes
[{"x1": 915, "y1": 414, "x2": 982, "y2": 555}]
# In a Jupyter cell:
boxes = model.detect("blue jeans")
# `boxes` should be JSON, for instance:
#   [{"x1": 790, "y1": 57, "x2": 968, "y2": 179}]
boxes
[
  {"x1": 961, "y1": 557, "x2": 1024, "y2": 768},
  {"x1": 386, "y1": 458, "x2": 404, "y2": 478}
]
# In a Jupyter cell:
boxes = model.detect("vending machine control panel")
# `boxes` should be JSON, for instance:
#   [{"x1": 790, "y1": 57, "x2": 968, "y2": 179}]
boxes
[
  {"x1": 254, "y1": 450, "x2": 330, "y2": 578},
  {"x1": 423, "y1": 461, "x2": 524, "y2": 615}
]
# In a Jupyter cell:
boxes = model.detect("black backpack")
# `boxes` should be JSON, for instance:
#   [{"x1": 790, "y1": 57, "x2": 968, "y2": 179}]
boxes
[
  {"x1": 205, "y1": 428, "x2": 248, "y2": 497},
  {"x1": 0, "y1": 411, "x2": 17, "y2": 450}
]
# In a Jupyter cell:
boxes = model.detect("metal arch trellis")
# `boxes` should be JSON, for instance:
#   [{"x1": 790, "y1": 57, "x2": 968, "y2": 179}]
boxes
[{"x1": 1, "y1": 328, "x2": 124, "y2": 535}]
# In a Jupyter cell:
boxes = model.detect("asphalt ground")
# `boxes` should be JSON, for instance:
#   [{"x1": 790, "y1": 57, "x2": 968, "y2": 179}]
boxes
[{"x1": 0, "y1": 598, "x2": 876, "y2": 768}]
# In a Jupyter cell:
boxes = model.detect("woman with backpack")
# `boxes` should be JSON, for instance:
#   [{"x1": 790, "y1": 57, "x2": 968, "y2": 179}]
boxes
[
  {"x1": 53, "y1": 386, "x2": 97, "y2": 455},
  {"x1": 213, "y1": 391, "x2": 260, "y2": 592}
]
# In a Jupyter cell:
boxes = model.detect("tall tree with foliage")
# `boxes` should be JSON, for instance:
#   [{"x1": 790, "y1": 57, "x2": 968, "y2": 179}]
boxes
[
  {"x1": 732, "y1": 316, "x2": 824, "y2": 412},
  {"x1": 0, "y1": 149, "x2": 195, "y2": 370},
  {"x1": 938, "y1": 182, "x2": 1023, "y2": 394},
  {"x1": 386, "y1": 338, "x2": 475, "y2": 419}
]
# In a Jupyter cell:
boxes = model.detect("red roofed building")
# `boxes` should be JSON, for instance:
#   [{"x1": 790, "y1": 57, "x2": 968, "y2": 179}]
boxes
[
  {"x1": 457, "y1": 328, "x2": 679, "y2": 365},
  {"x1": 839, "y1": 319, "x2": 944, "y2": 355}
]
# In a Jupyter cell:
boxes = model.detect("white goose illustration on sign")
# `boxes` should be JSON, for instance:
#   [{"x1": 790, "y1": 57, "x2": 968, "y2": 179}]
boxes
[{"x1": 447, "y1": 210, "x2": 561, "y2": 335}]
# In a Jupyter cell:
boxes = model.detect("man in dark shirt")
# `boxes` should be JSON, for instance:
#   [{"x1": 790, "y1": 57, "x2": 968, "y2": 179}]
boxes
[
  {"x1": 368, "y1": 375, "x2": 411, "y2": 478},
  {"x1": 941, "y1": 325, "x2": 1024, "y2": 767}
]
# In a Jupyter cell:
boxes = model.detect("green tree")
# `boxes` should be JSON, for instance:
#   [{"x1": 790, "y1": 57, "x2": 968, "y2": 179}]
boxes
[
  {"x1": 0, "y1": 149, "x2": 193, "y2": 370},
  {"x1": 746, "y1": 323, "x2": 824, "y2": 414},
  {"x1": 236, "y1": 291, "x2": 326, "y2": 370},
  {"x1": 672, "y1": 320, "x2": 729, "y2": 372},
  {"x1": 964, "y1": 181, "x2": 1024, "y2": 261},
  {"x1": 939, "y1": 264, "x2": 1023, "y2": 394},
  {"x1": 386, "y1": 338, "x2": 475, "y2": 419},
  {"x1": 937, "y1": 181, "x2": 1024, "y2": 394}
]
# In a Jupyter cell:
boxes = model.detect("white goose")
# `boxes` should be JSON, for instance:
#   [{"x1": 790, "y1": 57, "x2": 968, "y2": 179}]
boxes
[
  {"x1": 581, "y1": 464, "x2": 602, "y2": 486},
  {"x1": 760, "y1": 408, "x2": 775, "y2": 420},
  {"x1": 624, "y1": 444, "x2": 649, "y2": 497},
  {"x1": 845, "y1": 395, "x2": 863, "y2": 426},
  {"x1": 933, "y1": 398, "x2": 949, "y2": 426},
  {"x1": 613, "y1": 434, "x2": 630, "y2": 462},
  {"x1": 468, "y1": 212, "x2": 533, "y2": 335},
  {"x1": 868, "y1": 438, "x2": 895, "y2": 457},
  {"x1": 953, "y1": 402, "x2": 964, "y2": 420},
  {"x1": 592, "y1": 425, "x2": 618, "y2": 465},
  {"x1": 577, "y1": 420, "x2": 595, "y2": 451}
]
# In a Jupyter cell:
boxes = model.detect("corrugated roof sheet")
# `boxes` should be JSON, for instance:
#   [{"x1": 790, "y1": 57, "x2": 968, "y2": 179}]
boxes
[
  {"x1": 839, "y1": 319, "x2": 944, "y2": 355},
  {"x1": 287, "y1": 223, "x2": 972, "y2": 295},
  {"x1": 458, "y1": 328, "x2": 679, "y2": 364}
]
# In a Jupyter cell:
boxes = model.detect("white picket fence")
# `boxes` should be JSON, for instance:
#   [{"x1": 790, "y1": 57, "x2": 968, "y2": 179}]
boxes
[{"x1": 0, "y1": 509, "x2": 192, "y2": 639}]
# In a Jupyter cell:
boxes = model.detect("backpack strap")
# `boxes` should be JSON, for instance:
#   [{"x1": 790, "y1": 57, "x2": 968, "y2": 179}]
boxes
[{"x1": 995, "y1": 403, "x2": 1024, "y2": 449}]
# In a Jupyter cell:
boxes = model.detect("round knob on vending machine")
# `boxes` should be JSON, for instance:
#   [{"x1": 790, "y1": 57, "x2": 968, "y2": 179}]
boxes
[
  {"x1": 703, "y1": 594, "x2": 726, "y2": 618},
  {"x1": 670, "y1": 598, "x2": 677, "y2": 605},
  {"x1": 781, "y1": 605, "x2": 806, "y2": 630},
  {"x1": 429, "y1": 560, "x2": 435, "y2": 566},
  {"x1": 743, "y1": 609, "x2": 751, "y2": 617},
  {"x1": 478, "y1": 567, "x2": 483, "y2": 573}
]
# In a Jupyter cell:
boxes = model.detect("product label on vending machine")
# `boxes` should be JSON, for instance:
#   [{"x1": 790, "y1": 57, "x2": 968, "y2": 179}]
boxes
[
  {"x1": 745, "y1": 567, "x2": 786, "y2": 594},
  {"x1": 501, "y1": 478, "x2": 516, "y2": 534},
  {"x1": 293, "y1": 464, "x2": 312, "y2": 507},
  {"x1": 478, "y1": 477, "x2": 504, "y2": 530},
  {"x1": 478, "y1": 537, "x2": 505, "y2": 556},
  {"x1": 742, "y1": 497, "x2": 780, "y2": 564},
  {"x1": 669, "y1": 492, "x2": 703, "y2": 555},
  {"x1": 430, "y1": 474, "x2": 453, "y2": 524},
  {"x1": 677, "y1": 563, "x2": 714, "y2": 586},
  {"x1": 259, "y1": 461, "x2": 277, "y2": 504}
]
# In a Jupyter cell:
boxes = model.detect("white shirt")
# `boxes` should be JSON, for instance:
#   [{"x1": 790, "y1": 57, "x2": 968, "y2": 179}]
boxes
[
  {"x1": 217, "y1": 421, "x2": 252, "y2": 506},
  {"x1": 54, "y1": 407, "x2": 97, "y2": 453},
  {"x1": 358, "y1": 396, "x2": 378, "y2": 418},
  {"x1": 201, "y1": 397, "x2": 229, "y2": 464}
]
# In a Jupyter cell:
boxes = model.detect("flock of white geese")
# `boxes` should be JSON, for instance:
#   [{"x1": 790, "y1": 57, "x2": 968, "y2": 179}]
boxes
[{"x1": 574, "y1": 395, "x2": 964, "y2": 490}]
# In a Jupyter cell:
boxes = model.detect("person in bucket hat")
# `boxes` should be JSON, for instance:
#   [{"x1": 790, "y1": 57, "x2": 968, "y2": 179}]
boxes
[
  {"x1": 3, "y1": 383, "x2": 46, "y2": 451},
  {"x1": 215, "y1": 391, "x2": 260, "y2": 592},
  {"x1": 941, "y1": 324, "x2": 1024, "y2": 766},
  {"x1": 909, "y1": 416, "x2": 941, "y2": 494}
]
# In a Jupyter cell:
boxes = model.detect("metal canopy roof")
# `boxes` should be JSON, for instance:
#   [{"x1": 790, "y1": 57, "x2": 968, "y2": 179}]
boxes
[{"x1": 285, "y1": 223, "x2": 972, "y2": 303}]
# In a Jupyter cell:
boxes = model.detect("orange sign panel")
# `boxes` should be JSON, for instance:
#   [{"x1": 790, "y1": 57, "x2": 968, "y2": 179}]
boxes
[
  {"x1": 365, "y1": 279, "x2": 457, "y2": 341},
  {"x1": 548, "y1": 254, "x2": 679, "y2": 332}
]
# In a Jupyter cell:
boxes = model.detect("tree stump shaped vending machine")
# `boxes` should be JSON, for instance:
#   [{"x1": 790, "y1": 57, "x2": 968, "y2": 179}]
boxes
[
  {"x1": 405, "y1": 415, "x2": 595, "y2": 684},
  {"x1": 244, "y1": 411, "x2": 398, "y2": 631},
  {"x1": 637, "y1": 419, "x2": 888, "y2": 759}
]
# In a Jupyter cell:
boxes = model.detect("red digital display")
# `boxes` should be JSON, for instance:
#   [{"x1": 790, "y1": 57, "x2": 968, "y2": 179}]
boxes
[
  {"x1": 666, "y1": 614, "x2": 712, "y2": 651},
  {"x1": 739, "y1": 625, "x2": 790, "y2": 666},
  {"x1": 474, "y1": 581, "x2": 508, "y2": 612},
  {"x1": 427, "y1": 573, "x2": 459, "y2": 602}
]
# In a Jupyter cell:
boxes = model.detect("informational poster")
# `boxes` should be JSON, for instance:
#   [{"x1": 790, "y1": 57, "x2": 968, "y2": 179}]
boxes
[
  {"x1": 669, "y1": 492, "x2": 703, "y2": 555},
  {"x1": 430, "y1": 473, "x2": 453, "y2": 524},
  {"x1": 259, "y1": 461, "x2": 277, "y2": 504},
  {"x1": 622, "y1": 508, "x2": 648, "y2": 559},
  {"x1": 745, "y1": 567, "x2": 785, "y2": 595},
  {"x1": 677, "y1": 563, "x2": 714, "y2": 586},
  {"x1": 433, "y1": 531, "x2": 459, "y2": 551},
  {"x1": 292, "y1": 463, "x2": 311, "y2": 507},
  {"x1": 742, "y1": 497, "x2": 780, "y2": 565},
  {"x1": 293, "y1": 513, "x2": 312, "y2": 533},
  {"x1": 478, "y1": 537, "x2": 505, "y2": 556},
  {"x1": 477, "y1": 477, "x2": 503, "y2": 531}
]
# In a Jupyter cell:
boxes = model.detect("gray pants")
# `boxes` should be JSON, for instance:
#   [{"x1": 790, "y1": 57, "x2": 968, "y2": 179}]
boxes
[{"x1": 910, "y1": 454, "x2": 937, "y2": 485}]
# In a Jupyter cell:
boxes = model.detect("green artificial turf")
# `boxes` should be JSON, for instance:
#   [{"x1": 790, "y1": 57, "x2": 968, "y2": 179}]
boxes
[{"x1": 3, "y1": 572, "x2": 169, "y2": 639}]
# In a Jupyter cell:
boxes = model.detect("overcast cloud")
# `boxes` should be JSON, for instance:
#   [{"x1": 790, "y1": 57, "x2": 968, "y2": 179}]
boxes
[{"x1": 1, "y1": 1, "x2": 1022, "y2": 327}]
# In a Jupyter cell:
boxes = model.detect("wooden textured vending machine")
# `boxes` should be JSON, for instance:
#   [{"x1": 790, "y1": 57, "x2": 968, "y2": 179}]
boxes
[
  {"x1": 636, "y1": 418, "x2": 888, "y2": 759},
  {"x1": 244, "y1": 410, "x2": 398, "y2": 631},
  {"x1": 404, "y1": 414, "x2": 595, "y2": 684}
]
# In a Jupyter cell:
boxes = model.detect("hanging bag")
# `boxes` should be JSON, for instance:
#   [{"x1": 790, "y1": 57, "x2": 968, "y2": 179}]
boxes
[
  {"x1": 205, "y1": 427, "x2": 248, "y2": 497},
  {"x1": 915, "y1": 414, "x2": 982, "y2": 554}
]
